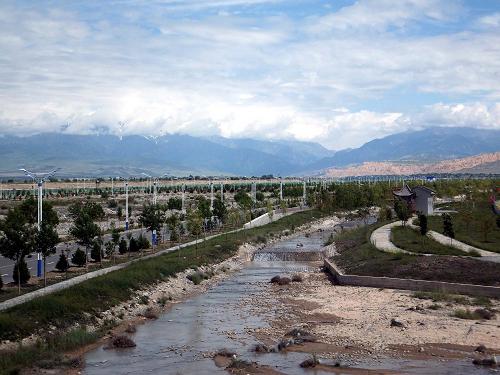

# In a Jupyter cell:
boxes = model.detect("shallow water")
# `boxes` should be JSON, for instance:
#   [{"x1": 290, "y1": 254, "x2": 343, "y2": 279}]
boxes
[{"x1": 83, "y1": 230, "x2": 491, "y2": 375}]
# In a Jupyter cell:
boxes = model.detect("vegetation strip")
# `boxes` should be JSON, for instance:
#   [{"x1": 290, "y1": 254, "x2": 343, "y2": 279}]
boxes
[{"x1": 0, "y1": 209, "x2": 324, "y2": 374}]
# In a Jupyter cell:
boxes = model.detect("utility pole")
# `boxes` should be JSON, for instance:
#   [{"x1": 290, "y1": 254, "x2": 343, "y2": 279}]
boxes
[
  {"x1": 210, "y1": 180, "x2": 214, "y2": 211},
  {"x1": 125, "y1": 181, "x2": 129, "y2": 231},
  {"x1": 19, "y1": 168, "x2": 59, "y2": 278},
  {"x1": 181, "y1": 184, "x2": 186, "y2": 213}
]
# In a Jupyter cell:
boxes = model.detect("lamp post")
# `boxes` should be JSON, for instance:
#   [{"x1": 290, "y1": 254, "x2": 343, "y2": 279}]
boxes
[
  {"x1": 125, "y1": 180, "x2": 129, "y2": 231},
  {"x1": 19, "y1": 168, "x2": 59, "y2": 278}
]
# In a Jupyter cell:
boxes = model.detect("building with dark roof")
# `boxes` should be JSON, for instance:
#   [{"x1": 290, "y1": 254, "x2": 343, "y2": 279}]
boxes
[{"x1": 393, "y1": 184, "x2": 435, "y2": 215}]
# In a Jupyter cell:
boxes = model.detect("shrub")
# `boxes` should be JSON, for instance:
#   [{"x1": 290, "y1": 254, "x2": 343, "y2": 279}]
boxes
[
  {"x1": 129, "y1": 237, "x2": 140, "y2": 252},
  {"x1": 55, "y1": 253, "x2": 70, "y2": 272},
  {"x1": 71, "y1": 248, "x2": 87, "y2": 267},
  {"x1": 13, "y1": 259, "x2": 30, "y2": 284},
  {"x1": 143, "y1": 307, "x2": 159, "y2": 319},
  {"x1": 111, "y1": 335, "x2": 136, "y2": 348},
  {"x1": 277, "y1": 276, "x2": 291, "y2": 285},
  {"x1": 137, "y1": 234, "x2": 150, "y2": 250},
  {"x1": 107, "y1": 199, "x2": 118, "y2": 208},
  {"x1": 118, "y1": 239, "x2": 128, "y2": 255},
  {"x1": 270, "y1": 275, "x2": 281, "y2": 284},
  {"x1": 90, "y1": 242, "x2": 103, "y2": 262},
  {"x1": 452, "y1": 309, "x2": 481, "y2": 320},
  {"x1": 474, "y1": 308, "x2": 495, "y2": 320},
  {"x1": 187, "y1": 271, "x2": 203, "y2": 285}
]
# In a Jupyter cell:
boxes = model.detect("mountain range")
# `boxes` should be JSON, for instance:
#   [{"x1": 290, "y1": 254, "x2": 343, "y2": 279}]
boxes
[{"x1": 0, "y1": 127, "x2": 498, "y2": 177}]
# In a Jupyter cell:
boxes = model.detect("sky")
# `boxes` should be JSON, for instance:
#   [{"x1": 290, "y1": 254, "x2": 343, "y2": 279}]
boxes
[{"x1": 0, "y1": 0, "x2": 499, "y2": 150}]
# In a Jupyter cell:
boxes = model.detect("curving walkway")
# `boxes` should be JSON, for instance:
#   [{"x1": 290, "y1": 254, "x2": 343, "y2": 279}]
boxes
[
  {"x1": 407, "y1": 219, "x2": 500, "y2": 258},
  {"x1": 370, "y1": 220, "x2": 500, "y2": 263}
]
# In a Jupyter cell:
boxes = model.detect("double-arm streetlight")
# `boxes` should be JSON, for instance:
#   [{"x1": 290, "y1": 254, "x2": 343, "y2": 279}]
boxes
[{"x1": 19, "y1": 168, "x2": 59, "y2": 278}]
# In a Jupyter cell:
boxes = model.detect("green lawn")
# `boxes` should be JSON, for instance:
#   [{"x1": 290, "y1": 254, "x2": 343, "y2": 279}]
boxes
[
  {"x1": 428, "y1": 201, "x2": 500, "y2": 253},
  {"x1": 391, "y1": 226, "x2": 470, "y2": 256}
]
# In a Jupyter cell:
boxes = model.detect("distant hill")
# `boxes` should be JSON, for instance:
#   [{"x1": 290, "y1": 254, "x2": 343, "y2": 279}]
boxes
[
  {"x1": 323, "y1": 152, "x2": 500, "y2": 177},
  {"x1": 0, "y1": 133, "x2": 331, "y2": 177},
  {"x1": 0, "y1": 127, "x2": 498, "y2": 177},
  {"x1": 307, "y1": 127, "x2": 500, "y2": 172}
]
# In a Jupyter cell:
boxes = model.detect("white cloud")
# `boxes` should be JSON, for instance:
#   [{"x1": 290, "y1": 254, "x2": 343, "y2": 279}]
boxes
[{"x1": 0, "y1": 0, "x2": 499, "y2": 150}]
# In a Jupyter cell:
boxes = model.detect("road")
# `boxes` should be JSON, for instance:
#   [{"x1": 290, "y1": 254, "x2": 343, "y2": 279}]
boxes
[{"x1": 0, "y1": 227, "x2": 152, "y2": 284}]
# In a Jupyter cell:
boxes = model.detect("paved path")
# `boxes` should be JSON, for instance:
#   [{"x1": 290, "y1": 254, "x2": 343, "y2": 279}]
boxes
[
  {"x1": 369, "y1": 221, "x2": 413, "y2": 254},
  {"x1": 0, "y1": 208, "x2": 308, "y2": 312},
  {"x1": 407, "y1": 220, "x2": 500, "y2": 258},
  {"x1": 371, "y1": 220, "x2": 500, "y2": 262}
]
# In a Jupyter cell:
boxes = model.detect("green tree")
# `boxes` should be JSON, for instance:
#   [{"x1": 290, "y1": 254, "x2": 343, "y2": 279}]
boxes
[
  {"x1": 129, "y1": 237, "x2": 140, "y2": 252},
  {"x1": 0, "y1": 207, "x2": 36, "y2": 293},
  {"x1": 442, "y1": 214, "x2": 455, "y2": 244},
  {"x1": 71, "y1": 248, "x2": 87, "y2": 267},
  {"x1": 69, "y1": 201, "x2": 105, "y2": 221},
  {"x1": 70, "y1": 211, "x2": 101, "y2": 268},
  {"x1": 394, "y1": 200, "x2": 410, "y2": 226},
  {"x1": 55, "y1": 252, "x2": 69, "y2": 272},
  {"x1": 13, "y1": 260, "x2": 30, "y2": 286},
  {"x1": 37, "y1": 221, "x2": 60, "y2": 286},
  {"x1": 196, "y1": 196, "x2": 211, "y2": 220},
  {"x1": 139, "y1": 203, "x2": 165, "y2": 252},
  {"x1": 266, "y1": 201, "x2": 274, "y2": 221},
  {"x1": 166, "y1": 213, "x2": 180, "y2": 243},
  {"x1": 234, "y1": 190, "x2": 252, "y2": 209},
  {"x1": 418, "y1": 214, "x2": 428, "y2": 249},
  {"x1": 212, "y1": 198, "x2": 227, "y2": 224},
  {"x1": 91, "y1": 239, "x2": 103, "y2": 264},
  {"x1": 18, "y1": 196, "x2": 59, "y2": 227},
  {"x1": 105, "y1": 241, "x2": 116, "y2": 263},
  {"x1": 479, "y1": 216, "x2": 494, "y2": 242},
  {"x1": 118, "y1": 238, "x2": 128, "y2": 255},
  {"x1": 186, "y1": 208, "x2": 203, "y2": 250}
]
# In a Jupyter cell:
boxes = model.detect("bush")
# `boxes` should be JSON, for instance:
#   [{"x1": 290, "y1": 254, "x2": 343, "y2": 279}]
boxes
[
  {"x1": 111, "y1": 335, "x2": 136, "y2": 348},
  {"x1": 129, "y1": 237, "x2": 140, "y2": 252},
  {"x1": 13, "y1": 259, "x2": 30, "y2": 284},
  {"x1": 277, "y1": 277, "x2": 291, "y2": 285},
  {"x1": 71, "y1": 248, "x2": 87, "y2": 267},
  {"x1": 107, "y1": 199, "x2": 118, "y2": 208},
  {"x1": 55, "y1": 253, "x2": 70, "y2": 272},
  {"x1": 118, "y1": 239, "x2": 128, "y2": 255},
  {"x1": 90, "y1": 242, "x2": 103, "y2": 262},
  {"x1": 452, "y1": 309, "x2": 481, "y2": 320},
  {"x1": 137, "y1": 234, "x2": 150, "y2": 250}
]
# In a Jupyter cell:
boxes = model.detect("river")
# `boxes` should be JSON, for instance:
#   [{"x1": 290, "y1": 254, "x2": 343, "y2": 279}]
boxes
[{"x1": 82, "y1": 224, "x2": 493, "y2": 375}]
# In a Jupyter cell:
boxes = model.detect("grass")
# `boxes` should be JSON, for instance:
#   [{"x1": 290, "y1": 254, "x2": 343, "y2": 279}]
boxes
[
  {"x1": 391, "y1": 226, "x2": 470, "y2": 256},
  {"x1": 0, "y1": 209, "x2": 325, "y2": 374},
  {"x1": 412, "y1": 291, "x2": 468, "y2": 305},
  {"x1": 452, "y1": 309, "x2": 482, "y2": 320},
  {"x1": 333, "y1": 220, "x2": 418, "y2": 274},
  {"x1": 0, "y1": 327, "x2": 101, "y2": 374},
  {"x1": 427, "y1": 200, "x2": 500, "y2": 253},
  {"x1": 412, "y1": 291, "x2": 494, "y2": 307},
  {"x1": 333, "y1": 222, "x2": 500, "y2": 286}
]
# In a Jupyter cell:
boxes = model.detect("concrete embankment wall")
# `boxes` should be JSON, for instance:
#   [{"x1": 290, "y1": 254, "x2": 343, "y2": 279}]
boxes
[
  {"x1": 324, "y1": 259, "x2": 500, "y2": 298},
  {"x1": 243, "y1": 207, "x2": 306, "y2": 229}
]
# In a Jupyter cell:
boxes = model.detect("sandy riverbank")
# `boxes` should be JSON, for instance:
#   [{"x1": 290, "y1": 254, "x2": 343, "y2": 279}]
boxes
[{"x1": 244, "y1": 269, "x2": 499, "y2": 372}]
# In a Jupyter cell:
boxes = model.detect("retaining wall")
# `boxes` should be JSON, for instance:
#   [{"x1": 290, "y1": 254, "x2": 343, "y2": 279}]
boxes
[{"x1": 324, "y1": 259, "x2": 500, "y2": 298}]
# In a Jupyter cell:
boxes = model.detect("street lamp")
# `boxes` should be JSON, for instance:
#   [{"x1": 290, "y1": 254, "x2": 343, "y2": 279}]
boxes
[
  {"x1": 141, "y1": 173, "x2": 157, "y2": 205},
  {"x1": 19, "y1": 168, "x2": 59, "y2": 278}
]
